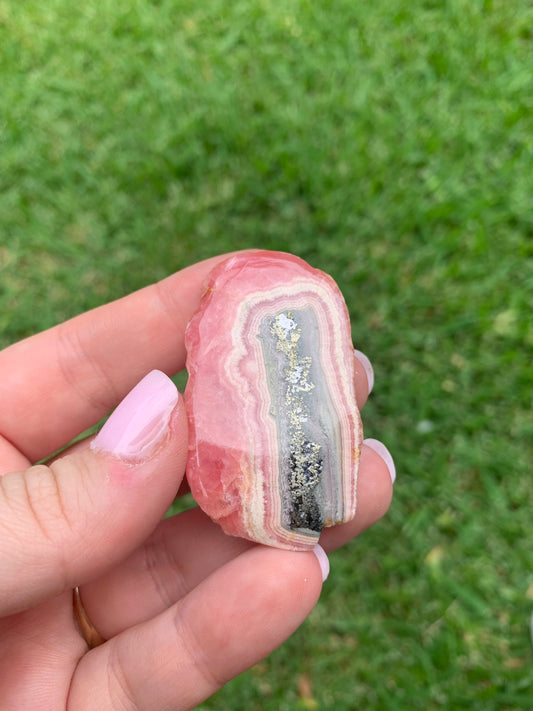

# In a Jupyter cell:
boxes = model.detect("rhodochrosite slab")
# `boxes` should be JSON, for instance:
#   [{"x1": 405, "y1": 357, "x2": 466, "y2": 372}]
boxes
[{"x1": 184, "y1": 251, "x2": 362, "y2": 551}]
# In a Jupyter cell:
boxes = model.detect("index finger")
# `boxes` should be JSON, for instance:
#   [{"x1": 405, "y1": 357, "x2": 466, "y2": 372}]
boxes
[{"x1": 0, "y1": 252, "x2": 235, "y2": 462}]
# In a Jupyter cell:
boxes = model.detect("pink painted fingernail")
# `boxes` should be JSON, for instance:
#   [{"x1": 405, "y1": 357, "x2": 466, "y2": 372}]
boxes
[
  {"x1": 91, "y1": 370, "x2": 179, "y2": 461},
  {"x1": 312, "y1": 544, "x2": 330, "y2": 582},
  {"x1": 364, "y1": 438, "x2": 396, "y2": 484},
  {"x1": 354, "y1": 349, "x2": 374, "y2": 395}
]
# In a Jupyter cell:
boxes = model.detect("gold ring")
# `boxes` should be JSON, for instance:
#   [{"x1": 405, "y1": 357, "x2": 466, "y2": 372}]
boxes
[{"x1": 73, "y1": 587, "x2": 107, "y2": 649}]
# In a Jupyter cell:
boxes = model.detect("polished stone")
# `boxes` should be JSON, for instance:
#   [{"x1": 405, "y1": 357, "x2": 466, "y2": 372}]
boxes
[{"x1": 184, "y1": 251, "x2": 362, "y2": 550}]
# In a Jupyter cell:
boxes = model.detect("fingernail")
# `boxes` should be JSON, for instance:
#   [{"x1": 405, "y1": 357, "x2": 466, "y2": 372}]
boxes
[
  {"x1": 91, "y1": 370, "x2": 179, "y2": 461},
  {"x1": 312, "y1": 544, "x2": 330, "y2": 582},
  {"x1": 354, "y1": 349, "x2": 374, "y2": 395},
  {"x1": 364, "y1": 438, "x2": 396, "y2": 484}
]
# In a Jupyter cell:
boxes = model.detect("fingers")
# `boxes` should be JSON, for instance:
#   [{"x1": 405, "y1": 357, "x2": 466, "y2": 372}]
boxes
[
  {"x1": 68, "y1": 546, "x2": 324, "y2": 711},
  {"x1": 76, "y1": 435, "x2": 394, "y2": 640},
  {"x1": 78, "y1": 509, "x2": 254, "y2": 639},
  {"x1": 0, "y1": 251, "x2": 242, "y2": 463},
  {"x1": 0, "y1": 371, "x2": 187, "y2": 616}
]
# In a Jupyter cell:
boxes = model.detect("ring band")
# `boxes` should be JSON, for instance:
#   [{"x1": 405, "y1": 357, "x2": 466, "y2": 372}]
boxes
[{"x1": 73, "y1": 587, "x2": 107, "y2": 649}]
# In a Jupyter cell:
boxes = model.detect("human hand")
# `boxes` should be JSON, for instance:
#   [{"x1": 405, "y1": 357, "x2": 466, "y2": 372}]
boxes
[{"x1": 0, "y1": 252, "x2": 394, "y2": 710}]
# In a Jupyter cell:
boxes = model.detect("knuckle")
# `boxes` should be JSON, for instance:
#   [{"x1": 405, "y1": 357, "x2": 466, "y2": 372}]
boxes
[
  {"x1": 107, "y1": 643, "x2": 139, "y2": 711},
  {"x1": 173, "y1": 605, "x2": 227, "y2": 695},
  {"x1": 0, "y1": 464, "x2": 74, "y2": 586},
  {"x1": 56, "y1": 321, "x2": 119, "y2": 414},
  {"x1": 143, "y1": 529, "x2": 188, "y2": 609},
  {"x1": 23, "y1": 463, "x2": 73, "y2": 542}
]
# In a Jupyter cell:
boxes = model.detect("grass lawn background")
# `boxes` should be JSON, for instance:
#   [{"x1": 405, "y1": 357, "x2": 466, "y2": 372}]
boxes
[{"x1": 1, "y1": 1, "x2": 532, "y2": 708}]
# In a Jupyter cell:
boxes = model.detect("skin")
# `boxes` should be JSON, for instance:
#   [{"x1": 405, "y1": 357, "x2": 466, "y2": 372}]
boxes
[{"x1": 0, "y1": 251, "x2": 393, "y2": 710}]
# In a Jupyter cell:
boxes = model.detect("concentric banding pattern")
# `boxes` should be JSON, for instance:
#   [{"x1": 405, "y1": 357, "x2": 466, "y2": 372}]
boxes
[{"x1": 185, "y1": 252, "x2": 362, "y2": 551}]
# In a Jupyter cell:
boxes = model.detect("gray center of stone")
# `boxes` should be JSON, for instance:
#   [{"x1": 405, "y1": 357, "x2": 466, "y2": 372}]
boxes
[{"x1": 259, "y1": 308, "x2": 338, "y2": 534}]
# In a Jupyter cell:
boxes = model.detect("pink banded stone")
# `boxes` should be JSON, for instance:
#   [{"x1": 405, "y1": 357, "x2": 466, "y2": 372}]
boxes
[{"x1": 184, "y1": 251, "x2": 362, "y2": 551}]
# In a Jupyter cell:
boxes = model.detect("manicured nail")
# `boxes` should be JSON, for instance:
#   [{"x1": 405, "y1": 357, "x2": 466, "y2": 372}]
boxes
[
  {"x1": 91, "y1": 370, "x2": 179, "y2": 461},
  {"x1": 364, "y1": 438, "x2": 396, "y2": 484},
  {"x1": 354, "y1": 349, "x2": 374, "y2": 395},
  {"x1": 312, "y1": 544, "x2": 330, "y2": 582}
]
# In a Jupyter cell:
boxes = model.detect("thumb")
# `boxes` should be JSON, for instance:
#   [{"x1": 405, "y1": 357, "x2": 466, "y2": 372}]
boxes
[{"x1": 0, "y1": 370, "x2": 187, "y2": 617}]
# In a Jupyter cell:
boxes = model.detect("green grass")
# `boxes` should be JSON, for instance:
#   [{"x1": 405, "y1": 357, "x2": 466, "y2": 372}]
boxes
[{"x1": 2, "y1": 0, "x2": 533, "y2": 708}]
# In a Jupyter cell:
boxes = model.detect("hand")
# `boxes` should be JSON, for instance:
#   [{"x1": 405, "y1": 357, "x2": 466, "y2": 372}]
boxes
[{"x1": 0, "y1": 252, "x2": 394, "y2": 710}]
